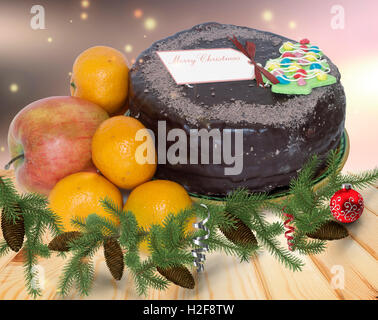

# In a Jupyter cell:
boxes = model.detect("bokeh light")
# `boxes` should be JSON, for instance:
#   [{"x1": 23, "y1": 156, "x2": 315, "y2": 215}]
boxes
[
  {"x1": 124, "y1": 44, "x2": 133, "y2": 53},
  {"x1": 289, "y1": 21, "x2": 297, "y2": 29},
  {"x1": 134, "y1": 9, "x2": 143, "y2": 19},
  {"x1": 47, "y1": 37, "x2": 53, "y2": 43},
  {"x1": 9, "y1": 83, "x2": 18, "y2": 93},
  {"x1": 262, "y1": 10, "x2": 273, "y2": 22},
  {"x1": 80, "y1": 12, "x2": 88, "y2": 20},
  {"x1": 144, "y1": 17, "x2": 157, "y2": 30},
  {"x1": 131, "y1": 58, "x2": 136, "y2": 64},
  {"x1": 81, "y1": 0, "x2": 90, "y2": 9},
  {"x1": 0, "y1": 147, "x2": 5, "y2": 152}
]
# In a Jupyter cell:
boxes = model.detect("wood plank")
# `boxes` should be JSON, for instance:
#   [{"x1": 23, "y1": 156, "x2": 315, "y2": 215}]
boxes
[
  {"x1": 347, "y1": 208, "x2": 377, "y2": 260},
  {"x1": 309, "y1": 237, "x2": 378, "y2": 299},
  {"x1": 360, "y1": 187, "x2": 378, "y2": 215}
]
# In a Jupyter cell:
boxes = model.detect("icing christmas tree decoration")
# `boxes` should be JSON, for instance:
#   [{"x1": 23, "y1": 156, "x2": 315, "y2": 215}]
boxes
[{"x1": 263, "y1": 38, "x2": 337, "y2": 95}]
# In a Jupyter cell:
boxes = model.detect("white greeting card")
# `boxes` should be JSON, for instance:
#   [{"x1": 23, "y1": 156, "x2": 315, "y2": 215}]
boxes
[{"x1": 156, "y1": 48, "x2": 255, "y2": 85}]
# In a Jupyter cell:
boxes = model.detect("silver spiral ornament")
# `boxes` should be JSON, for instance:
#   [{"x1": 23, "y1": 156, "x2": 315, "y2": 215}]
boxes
[{"x1": 191, "y1": 203, "x2": 210, "y2": 272}]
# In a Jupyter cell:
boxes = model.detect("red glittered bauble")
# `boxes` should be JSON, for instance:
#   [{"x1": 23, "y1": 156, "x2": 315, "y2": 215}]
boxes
[{"x1": 330, "y1": 184, "x2": 364, "y2": 223}]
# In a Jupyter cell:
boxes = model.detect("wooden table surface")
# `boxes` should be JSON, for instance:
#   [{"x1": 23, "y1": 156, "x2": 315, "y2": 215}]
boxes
[{"x1": 0, "y1": 169, "x2": 377, "y2": 300}]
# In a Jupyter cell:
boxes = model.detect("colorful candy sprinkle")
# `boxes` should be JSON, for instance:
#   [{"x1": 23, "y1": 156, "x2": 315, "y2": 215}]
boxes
[
  {"x1": 293, "y1": 69, "x2": 307, "y2": 79},
  {"x1": 277, "y1": 75, "x2": 290, "y2": 84},
  {"x1": 293, "y1": 51, "x2": 304, "y2": 58},
  {"x1": 310, "y1": 63, "x2": 322, "y2": 70},
  {"x1": 283, "y1": 42, "x2": 294, "y2": 51},
  {"x1": 280, "y1": 58, "x2": 291, "y2": 66},
  {"x1": 273, "y1": 69, "x2": 284, "y2": 76},
  {"x1": 297, "y1": 78, "x2": 307, "y2": 86},
  {"x1": 288, "y1": 62, "x2": 300, "y2": 72},
  {"x1": 300, "y1": 45, "x2": 309, "y2": 52},
  {"x1": 298, "y1": 59, "x2": 308, "y2": 64},
  {"x1": 305, "y1": 52, "x2": 317, "y2": 61},
  {"x1": 300, "y1": 38, "x2": 310, "y2": 45},
  {"x1": 309, "y1": 45, "x2": 320, "y2": 53},
  {"x1": 282, "y1": 52, "x2": 295, "y2": 58},
  {"x1": 267, "y1": 61, "x2": 280, "y2": 71},
  {"x1": 316, "y1": 71, "x2": 328, "y2": 81}
]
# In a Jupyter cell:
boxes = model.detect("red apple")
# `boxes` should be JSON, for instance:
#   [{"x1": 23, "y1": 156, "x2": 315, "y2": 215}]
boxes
[{"x1": 7, "y1": 96, "x2": 109, "y2": 195}]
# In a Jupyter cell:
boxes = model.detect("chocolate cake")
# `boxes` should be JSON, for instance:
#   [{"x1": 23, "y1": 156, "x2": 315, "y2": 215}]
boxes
[{"x1": 129, "y1": 22, "x2": 346, "y2": 196}]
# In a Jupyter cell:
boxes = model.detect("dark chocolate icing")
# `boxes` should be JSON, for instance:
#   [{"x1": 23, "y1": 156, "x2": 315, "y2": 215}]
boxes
[{"x1": 129, "y1": 22, "x2": 346, "y2": 196}]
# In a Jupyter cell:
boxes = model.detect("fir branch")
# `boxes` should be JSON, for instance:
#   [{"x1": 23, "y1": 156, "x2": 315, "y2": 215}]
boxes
[
  {"x1": 340, "y1": 169, "x2": 378, "y2": 190},
  {"x1": 74, "y1": 259, "x2": 95, "y2": 296},
  {"x1": 58, "y1": 237, "x2": 102, "y2": 297},
  {"x1": 100, "y1": 197, "x2": 124, "y2": 218},
  {"x1": 22, "y1": 212, "x2": 51, "y2": 298},
  {"x1": 194, "y1": 202, "x2": 230, "y2": 232},
  {"x1": 18, "y1": 201, "x2": 62, "y2": 238},
  {"x1": 206, "y1": 231, "x2": 258, "y2": 262},
  {"x1": 0, "y1": 176, "x2": 21, "y2": 222},
  {"x1": 257, "y1": 234, "x2": 303, "y2": 271},
  {"x1": 292, "y1": 233, "x2": 327, "y2": 255},
  {"x1": 119, "y1": 210, "x2": 142, "y2": 250},
  {"x1": 0, "y1": 240, "x2": 10, "y2": 257},
  {"x1": 86, "y1": 213, "x2": 119, "y2": 236},
  {"x1": 293, "y1": 206, "x2": 331, "y2": 235},
  {"x1": 263, "y1": 221, "x2": 285, "y2": 238},
  {"x1": 124, "y1": 251, "x2": 168, "y2": 296},
  {"x1": 314, "y1": 150, "x2": 344, "y2": 200},
  {"x1": 323, "y1": 150, "x2": 341, "y2": 189},
  {"x1": 288, "y1": 155, "x2": 322, "y2": 215},
  {"x1": 232, "y1": 191, "x2": 303, "y2": 271},
  {"x1": 23, "y1": 241, "x2": 41, "y2": 298},
  {"x1": 70, "y1": 216, "x2": 87, "y2": 231}
]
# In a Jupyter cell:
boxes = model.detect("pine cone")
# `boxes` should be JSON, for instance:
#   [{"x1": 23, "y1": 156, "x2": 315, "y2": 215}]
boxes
[
  {"x1": 307, "y1": 221, "x2": 349, "y2": 240},
  {"x1": 157, "y1": 265, "x2": 195, "y2": 289},
  {"x1": 1, "y1": 207, "x2": 25, "y2": 252},
  {"x1": 104, "y1": 238, "x2": 124, "y2": 281},
  {"x1": 219, "y1": 211, "x2": 257, "y2": 246},
  {"x1": 48, "y1": 231, "x2": 82, "y2": 251}
]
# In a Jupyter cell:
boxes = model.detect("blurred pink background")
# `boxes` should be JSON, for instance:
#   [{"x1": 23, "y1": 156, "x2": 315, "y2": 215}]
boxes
[{"x1": 0, "y1": 0, "x2": 377, "y2": 173}]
